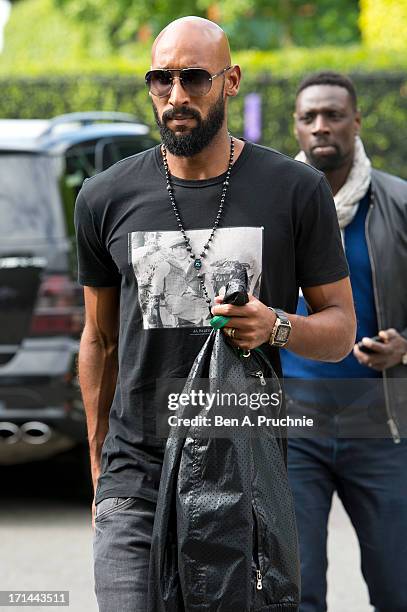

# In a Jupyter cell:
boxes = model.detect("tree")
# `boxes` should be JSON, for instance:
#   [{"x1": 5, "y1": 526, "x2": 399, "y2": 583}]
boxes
[
  {"x1": 360, "y1": 0, "x2": 407, "y2": 50},
  {"x1": 54, "y1": 0, "x2": 360, "y2": 51}
]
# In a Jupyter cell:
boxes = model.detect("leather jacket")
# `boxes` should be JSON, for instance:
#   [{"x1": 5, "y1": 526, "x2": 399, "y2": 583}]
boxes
[
  {"x1": 367, "y1": 169, "x2": 407, "y2": 441},
  {"x1": 148, "y1": 331, "x2": 300, "y2": 611}
]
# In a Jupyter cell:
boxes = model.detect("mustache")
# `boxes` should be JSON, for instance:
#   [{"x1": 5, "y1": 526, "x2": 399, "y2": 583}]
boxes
[{"x1": 162, "y1": 107, "x2": 202, "y2": 124}]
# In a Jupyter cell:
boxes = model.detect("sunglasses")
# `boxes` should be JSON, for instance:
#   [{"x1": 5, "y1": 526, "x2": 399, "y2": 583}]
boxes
[{"x1": 145, "y1": 66, "x2": 231, "y2": 98}]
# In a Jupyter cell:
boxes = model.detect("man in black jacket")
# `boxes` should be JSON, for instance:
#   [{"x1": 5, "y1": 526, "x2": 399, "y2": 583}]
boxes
[{"x1": 282, "y1": 71, "x2": 407, "y2": 612}]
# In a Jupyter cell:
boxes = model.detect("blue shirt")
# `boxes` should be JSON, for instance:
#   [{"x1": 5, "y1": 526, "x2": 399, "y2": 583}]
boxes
[{"x1": 281, "y1": 190, "x2": 380, "y2": 398}]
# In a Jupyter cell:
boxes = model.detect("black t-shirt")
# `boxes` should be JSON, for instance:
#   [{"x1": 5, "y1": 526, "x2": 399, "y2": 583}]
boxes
[{"x1": 74, "y1": 141, "x2": 349, "y2": 505}]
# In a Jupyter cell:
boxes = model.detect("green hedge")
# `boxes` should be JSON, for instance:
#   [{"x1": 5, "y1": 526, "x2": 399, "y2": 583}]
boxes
[
  {"x1": 2, "y1": 44, "x2": 407, "y2": 78},
  {"x1": 2, "y1": 0, "x2": 407, "y2": 77},
  {"x1": 233, "y1": 73, "x2": 407, "y2": 179},
  {"x1": 1, "y1": 73, "x2": 406, "y2": 179}
]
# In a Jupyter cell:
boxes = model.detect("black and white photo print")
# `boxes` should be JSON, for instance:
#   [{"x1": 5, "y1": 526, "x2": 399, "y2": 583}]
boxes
[{"x1": 129, "y1": 227, "x2": 263, "y2": 329}]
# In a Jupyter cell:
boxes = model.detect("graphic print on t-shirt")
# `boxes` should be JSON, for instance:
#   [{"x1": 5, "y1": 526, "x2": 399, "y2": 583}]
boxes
[{"x1": 129, "y1": 226, "x2": 263, "y2": 329}]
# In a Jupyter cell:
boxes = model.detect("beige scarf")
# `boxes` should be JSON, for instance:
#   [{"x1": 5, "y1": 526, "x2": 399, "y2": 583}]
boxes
[{"x1": 296, "y1": 136, "x2": 371, "y2": 232}]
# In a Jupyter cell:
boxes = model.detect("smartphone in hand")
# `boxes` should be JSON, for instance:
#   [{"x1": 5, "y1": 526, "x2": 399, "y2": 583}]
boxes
[{"x1": 358, "y1": 335, "x2": 384, "y2": 355}]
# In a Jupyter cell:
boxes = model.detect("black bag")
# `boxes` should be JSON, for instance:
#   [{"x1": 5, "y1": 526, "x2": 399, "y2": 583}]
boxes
[{"x1": 148, "y1": 280, "x2": 300, "y2": 611}]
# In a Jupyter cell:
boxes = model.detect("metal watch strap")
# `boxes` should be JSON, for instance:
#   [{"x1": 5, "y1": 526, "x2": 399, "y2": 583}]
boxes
[
  {"x1": 267, "y1": 307, "x2": 291, "y2": 347},
  {"x1": 270, "y1": 308, "x2": 290, "y2": 325}
]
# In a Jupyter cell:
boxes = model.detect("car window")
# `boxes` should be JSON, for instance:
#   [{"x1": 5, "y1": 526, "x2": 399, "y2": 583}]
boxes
[
  {"x1": 95, "y1": 136, "x2": 156, "y2": 171},
  {"x1": 61, "y1": 136, "x2": 156, "y2": 238},
  {"x1": 64, "y1": 136, "x2": 156, "y2": 190},
  {"x1": 0, "y1": 152, "x2": 66, "y2": 245},
  {"x1": 64, "y1": 139, "x2": 98, "y2": 187}
]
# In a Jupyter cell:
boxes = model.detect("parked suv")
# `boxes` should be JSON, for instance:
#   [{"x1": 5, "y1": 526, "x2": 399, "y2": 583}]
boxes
[{"x1": 0, "y1": 112, "x2": 156, "y2": 465}]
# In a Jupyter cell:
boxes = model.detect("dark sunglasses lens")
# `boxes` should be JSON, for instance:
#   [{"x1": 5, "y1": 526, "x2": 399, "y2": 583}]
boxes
[
  {"x1": 182, "y1": 69, "x2": 211, "y2": 96},
  {"x1": 146, "y1": 70, "x2": 172, "y2": 96}
]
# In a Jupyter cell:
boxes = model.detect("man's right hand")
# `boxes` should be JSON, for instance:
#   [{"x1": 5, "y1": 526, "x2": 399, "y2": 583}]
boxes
[
  {"x1": 91, "y1": 466, "x2": 100, "y2": 531},
  {"x1": 92, "y1": 497, "x2": 97, "y2": 530}
]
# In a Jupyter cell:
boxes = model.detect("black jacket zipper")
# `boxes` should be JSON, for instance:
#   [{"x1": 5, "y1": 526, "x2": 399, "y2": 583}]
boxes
[
  {"x1": 252, "y1": 504, "x2": 265, "y2": 591},
  {"x1": 250, "y1": 370, "x2": 266, "y2": 386}
]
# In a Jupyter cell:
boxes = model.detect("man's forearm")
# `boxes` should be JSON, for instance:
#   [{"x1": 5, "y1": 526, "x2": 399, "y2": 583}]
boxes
[
  {"x1": 78, "y1": 326, "x2": 118, "y2": 489},
  {"x1": 285, "y1": 306, "x2": 356, "y2": 362},
  {"x1": 211, "y1": 282, "x2": 356, "y2": 360}
]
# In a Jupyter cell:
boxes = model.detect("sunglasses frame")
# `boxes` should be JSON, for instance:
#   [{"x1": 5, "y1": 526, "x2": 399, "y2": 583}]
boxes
[{"x1": 145, "y1": 66, "x2": 232, "y2": 98}]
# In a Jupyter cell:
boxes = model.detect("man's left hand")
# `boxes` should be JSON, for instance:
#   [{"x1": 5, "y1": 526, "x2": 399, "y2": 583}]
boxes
[
  {"x1": 212, "y1": 295, "x2": 276, "y2": 350},
  {"x1": 353, "y1": 328, "x2": 407, "y2": 371}
]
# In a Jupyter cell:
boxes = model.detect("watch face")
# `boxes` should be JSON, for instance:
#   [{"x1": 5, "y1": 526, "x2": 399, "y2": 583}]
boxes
[{"x1": 276, "y1": 326, "x2": 290, "y2": 342}]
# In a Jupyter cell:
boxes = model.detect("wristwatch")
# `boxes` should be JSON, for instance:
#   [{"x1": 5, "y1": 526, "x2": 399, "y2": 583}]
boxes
[{"x1": 267, "y1": 307, "x2": 292, "y2": 347}]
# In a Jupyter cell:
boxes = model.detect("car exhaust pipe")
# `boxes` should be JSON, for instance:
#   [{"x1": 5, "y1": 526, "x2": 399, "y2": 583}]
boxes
[
  {"x1": 0, "y1": 422, "x2": 21, "y2": 444},
  {"x1": 20, "y1": 421, "x2": 52, "y2": 445}
]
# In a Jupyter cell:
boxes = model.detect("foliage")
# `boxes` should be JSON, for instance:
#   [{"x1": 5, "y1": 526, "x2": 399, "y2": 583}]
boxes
[
  {"x1": 2, "y1": 0, "x2": 406, "y2": 77},
  {"x1": 359, "y1": 0, "x2": 407, "y2": 50},
  {"x1": 1, "y1": 0, "x2": 114, "y2": 67},
  {"x1": 51, "y1": 0, "x2": 360, "y2": 50},
  {"x1": 232, "y1": 74, "x2": 407, "y2": 180},
  {"x1": 1, "y1": 0, "x2": 405, "y2": 178},
  {"x1": 2, "y1": 41, "x2": 406, "y2": 78},
  {"x1": 1, "y1": 73, "x2": 405, "y2": 179},
  {"x1": 220, "y1": 0, "x2": 360, "y2": 49}
]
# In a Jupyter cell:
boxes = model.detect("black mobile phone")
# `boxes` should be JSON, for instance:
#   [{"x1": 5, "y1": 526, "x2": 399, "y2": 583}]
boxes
[
  {"x1": 223, "y1": 269, "x2": 249, "y2": 306},
  {"x1": 358, "y1": 335, "x2": 384, "y2": 355}
]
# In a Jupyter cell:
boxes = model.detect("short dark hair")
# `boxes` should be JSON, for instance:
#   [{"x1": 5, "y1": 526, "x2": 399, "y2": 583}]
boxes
[{"x1": 296, "y1": 71, "x2": 358, "y2": 111}]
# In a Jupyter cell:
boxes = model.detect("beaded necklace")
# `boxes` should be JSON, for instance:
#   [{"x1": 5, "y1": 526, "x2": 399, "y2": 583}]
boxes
[{"x1": 161, "y1": 136, "x2": 234, "y2": 311}]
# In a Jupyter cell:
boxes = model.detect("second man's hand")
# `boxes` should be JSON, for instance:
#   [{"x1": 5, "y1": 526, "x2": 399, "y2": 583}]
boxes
[
  {"x1": 212, "y1": 294, "x2": 276, "y2": 350},
  {"x1": 354, "y1": 328, "x2": 407, "y2": 371}
]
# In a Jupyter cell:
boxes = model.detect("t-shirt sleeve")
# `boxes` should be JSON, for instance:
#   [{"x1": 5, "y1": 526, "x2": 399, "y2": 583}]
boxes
[
  {"x1": 295, "y1": 175, "x2": 349, "y2": 288},
  {"x1": 74, "y1": 186, "x2": 121, "y2": 287}
]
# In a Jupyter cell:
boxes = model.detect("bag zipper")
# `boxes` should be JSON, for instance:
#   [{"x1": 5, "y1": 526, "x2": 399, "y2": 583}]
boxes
[
  {"x1": 250, "y1": 370, "x2": 266, "y2": 386},
  {"x1": 256, "y1": 569, "x2": 263, "y2": 591},
  {"x1": 249, "y1": 348, "x2": 283, "y2": 417},
  {"x1": 252, "y1": 505, "x2": 265, "y2": 591}
]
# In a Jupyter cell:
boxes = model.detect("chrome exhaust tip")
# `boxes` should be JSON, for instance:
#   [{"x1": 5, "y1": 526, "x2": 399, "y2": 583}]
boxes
[
  {"x1": 0, "y1": 422, "x2": 21, "y2": 444},
  {"x1": 20, "y1": 421, "x2": 52, "y2": 445}
]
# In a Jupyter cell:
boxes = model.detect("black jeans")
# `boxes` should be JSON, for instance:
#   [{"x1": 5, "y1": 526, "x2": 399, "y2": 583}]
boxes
[{"x1": 93, "y1": 496, "x2": 156, "y2": 612}]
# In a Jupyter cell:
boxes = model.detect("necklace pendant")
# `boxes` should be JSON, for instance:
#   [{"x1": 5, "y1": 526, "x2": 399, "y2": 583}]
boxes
[{"x1": 162, "y1": 137, "x2": 234, "y2": 312}]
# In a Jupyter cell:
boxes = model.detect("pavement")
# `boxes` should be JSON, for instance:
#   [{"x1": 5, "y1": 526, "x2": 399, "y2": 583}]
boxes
[{"x1": 0, "y1": 454, "x2": 372, "y2": 612}]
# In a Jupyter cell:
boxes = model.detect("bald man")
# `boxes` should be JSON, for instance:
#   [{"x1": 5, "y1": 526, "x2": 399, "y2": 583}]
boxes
[{"x1": 74, "y1": 16, "x2": 355, "y2": 611}]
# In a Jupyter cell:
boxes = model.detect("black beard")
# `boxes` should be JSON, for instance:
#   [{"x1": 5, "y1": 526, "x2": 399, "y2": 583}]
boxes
[
  {"x1": 152, "y1": 90, "x2": 225, "y2": 157},
  {"x1": 306, "y1": 146, "x2": 345, "y2": 172}
]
